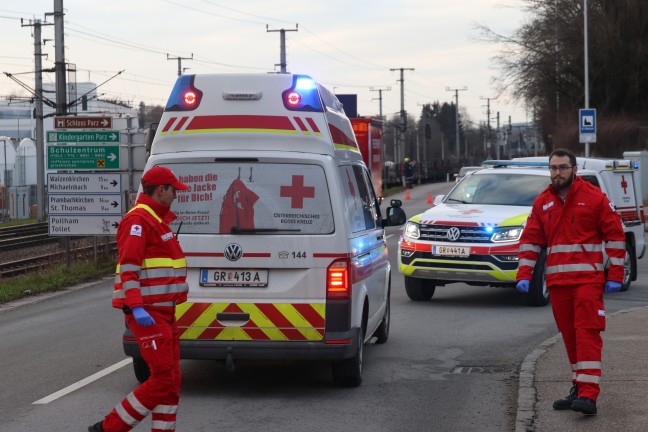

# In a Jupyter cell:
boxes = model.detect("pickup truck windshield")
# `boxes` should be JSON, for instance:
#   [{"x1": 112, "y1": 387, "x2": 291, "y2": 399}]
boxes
[{"x1": 446, "y1": 173, "x2": 550, "y2": 206}]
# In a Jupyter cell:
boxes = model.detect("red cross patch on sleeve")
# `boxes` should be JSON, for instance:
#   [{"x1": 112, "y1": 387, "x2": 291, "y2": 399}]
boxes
[{"x1": 130, "y1": 224, "x2": 142, "y2": 237}]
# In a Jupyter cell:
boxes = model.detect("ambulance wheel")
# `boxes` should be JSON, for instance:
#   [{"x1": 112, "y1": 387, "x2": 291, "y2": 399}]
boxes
[
  {"x1": 373, "y1": 286, "x2": 390, "y2": 344},
  {"x1": 332, "y1": 325, "x2": 364, "y2": 387},
  {"x1": 527, "y1": 249, "x2": 550, "y2": 307},
  {"x1": 621, "y1": 243, "x2": 635, "y2": 291},
  {"x1": 133, "y1": 357, "x2": 150, "y2": 383},
  {"x1": 404, "y1": 276, "x2": 435, "y2": 301}
]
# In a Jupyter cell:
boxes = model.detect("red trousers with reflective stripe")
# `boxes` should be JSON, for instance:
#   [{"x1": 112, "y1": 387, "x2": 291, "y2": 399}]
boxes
[
  {"x1": 102, "y1": 309, "x2": 181, "y2": 432},
  {"x1": 549, "y1": 283, "x2": 605, "y2": 401}
]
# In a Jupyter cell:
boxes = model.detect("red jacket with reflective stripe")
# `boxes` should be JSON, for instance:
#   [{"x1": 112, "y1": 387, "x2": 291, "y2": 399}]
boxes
[
  {"x1": 112, "y1": 194, "x2": 188, "y2": 311},
  {"x1": 517, "y1": 176, "x2": 625, "y2": 287}
]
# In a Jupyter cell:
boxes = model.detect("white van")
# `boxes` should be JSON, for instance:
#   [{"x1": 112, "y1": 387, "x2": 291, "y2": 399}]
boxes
[{"x1": 124, "y1": 73, "x2": 406, "y2": 386}]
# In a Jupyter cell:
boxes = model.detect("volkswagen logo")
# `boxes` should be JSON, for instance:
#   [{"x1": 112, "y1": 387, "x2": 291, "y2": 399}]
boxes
[
  {"x1": 224, "y1": 243, "x2": 243, "y2": 261},
  {"x1": 446, "y1": 227, "x2": 461, "y2": 242}
]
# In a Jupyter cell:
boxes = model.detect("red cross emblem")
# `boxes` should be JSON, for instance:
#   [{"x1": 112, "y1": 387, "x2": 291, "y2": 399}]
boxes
[
  {"x1": 280, "y1": 175, "x2": 315, "y2": 209},
  {"x1": 458, "y1": 209, "x2": 482, "y2": 215},
  {"x1": 621, "y1": 175, "x2": 628, "y2": 194}
]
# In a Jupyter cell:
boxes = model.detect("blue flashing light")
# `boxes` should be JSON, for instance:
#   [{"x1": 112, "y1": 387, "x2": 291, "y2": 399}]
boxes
[
  {"x1": 165, "y1": 75, "x2": 203, "y2": 112},
  {"x1": 295, "y1": 77, "x2": 316, "y2": 90},
  {"x1": 634, "y1": 161, "x2": 639, "y2": 169},
  {"x1": 282, "y1": 74, "x2": 323, "y2": 112},
  {"x1": 485, "y1": 226, "x2": 494, "y2": 233}
]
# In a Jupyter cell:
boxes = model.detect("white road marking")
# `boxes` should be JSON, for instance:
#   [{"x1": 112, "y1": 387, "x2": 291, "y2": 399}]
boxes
[{"x1": 32, "y1": 358, "x2": 133, "y2": 405}]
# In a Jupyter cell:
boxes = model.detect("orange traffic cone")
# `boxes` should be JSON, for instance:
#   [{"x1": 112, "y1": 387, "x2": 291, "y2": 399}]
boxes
[
  {"x1": 427, "y1": 192, "x2": 433, "y2": 204},
  {"x1": 405, "y1": 189, "x2": 411, "y2": 200}
]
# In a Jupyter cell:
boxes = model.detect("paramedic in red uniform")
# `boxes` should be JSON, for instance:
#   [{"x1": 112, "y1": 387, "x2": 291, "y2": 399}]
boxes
[
  {"x1": 89, "y1": 166, "x2": 189, "y2": 432},
  {"x1": 516, "y1": 148, "x2": 625, "y2": 416}
]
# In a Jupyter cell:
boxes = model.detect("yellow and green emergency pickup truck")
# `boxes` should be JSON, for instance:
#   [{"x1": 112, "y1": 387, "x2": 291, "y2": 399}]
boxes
[{"x1": 398, "y1": 157, "x2": 646, "y2": 307}]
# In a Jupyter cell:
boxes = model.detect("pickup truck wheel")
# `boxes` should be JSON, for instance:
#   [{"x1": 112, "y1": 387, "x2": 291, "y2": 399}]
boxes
[
  {"x1": 527, "y1": 249, "x2": 550, "y2": 307},
  {"x1": 373, "y1": 287, "x2": 390, "y2": 344},
  {"x1": 621, "y1": 243, "x2": 635, "y2": 292},
  {"x1": 404, "y1": 276, "x2": 435, "y2": 301},
  {"x1": 332, "y1": 325, "x2": 364, "y2": 387},
  {"x1": 133, "y1": 357, "x2": 150, "y2": 383}
]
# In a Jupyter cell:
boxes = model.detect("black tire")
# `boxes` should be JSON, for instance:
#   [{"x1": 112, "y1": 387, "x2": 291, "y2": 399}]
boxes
[
  {"x1": 133, "y1": 357, "x2": 150, "y2": 383},
  {"x1": 404, "y1": 276, "x2": 435, "y2": 301},
  {"x1": 527, "y1": 248, "x2": 550, "y2": 307},
  {"x1": 332, "y1": 325, "x2": 364, "y2": 387},
  {"x1": 621, "y1": 243, "x2": 635, "y2": 292},
  {"x1": 373, "y1": 286, "x2": 390, "y2": 344}
]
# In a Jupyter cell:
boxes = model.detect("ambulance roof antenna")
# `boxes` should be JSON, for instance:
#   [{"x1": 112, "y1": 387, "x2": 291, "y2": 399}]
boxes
[
  {"x1": 238, "y1": 167, "x2": 241, "y2": 179},
  {"x1": 249, "y1": 167, "x2": 254, "y2": 182}
]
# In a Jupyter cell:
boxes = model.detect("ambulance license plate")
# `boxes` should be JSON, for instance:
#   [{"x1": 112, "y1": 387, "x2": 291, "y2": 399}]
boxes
[
  {"x1": 200, "y1": 269, "x2": 268, "y2": 287},
  {"x1": 432, "y1": 245, "x2": 470, "y2": 257}
]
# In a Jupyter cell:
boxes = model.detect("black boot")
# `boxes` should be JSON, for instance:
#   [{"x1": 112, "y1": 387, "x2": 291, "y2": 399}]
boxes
[
  {"x1": 88, "y1": 421, "x2": 104, "y2": 432},
  {"x1": 552, "y1": 383, "x2": 578, "y2": 410},
  {"x1": 571, "y1": 397, "x2": 597, "y2": 415}
]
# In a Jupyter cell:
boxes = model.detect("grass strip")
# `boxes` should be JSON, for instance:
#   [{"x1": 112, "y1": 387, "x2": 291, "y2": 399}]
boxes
[{"x1": 0, "y1": 258, "x2": 115, "y2": 304}]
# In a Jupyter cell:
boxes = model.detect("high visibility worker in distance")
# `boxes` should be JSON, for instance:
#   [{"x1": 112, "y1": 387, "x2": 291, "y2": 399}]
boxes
[
  {"x1": 516, "y1": 148, "x2": 625, "y2": 416},
  {"x1": 89, "y1": 166, "x2": 189, "y2": 432}
]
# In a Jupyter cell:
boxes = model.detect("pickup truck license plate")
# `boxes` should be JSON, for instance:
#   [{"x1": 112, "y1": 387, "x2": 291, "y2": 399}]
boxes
[
  {"x1": 432, "y1": 245, "x2": 470, "y2": 257},
  {"x1": 200, "y1": 269, "x2": 268, "y2": 287}
]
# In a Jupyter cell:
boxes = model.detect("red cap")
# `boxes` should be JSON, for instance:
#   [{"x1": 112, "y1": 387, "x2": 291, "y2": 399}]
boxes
[{"x1": 141, "y1": 166, "x2": 189, "y2": 191}]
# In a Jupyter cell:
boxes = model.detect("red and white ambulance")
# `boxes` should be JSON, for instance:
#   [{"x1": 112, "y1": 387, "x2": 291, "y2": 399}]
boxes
[{"x1": 124, "y1": 73, "x2": 406, "y2": 386}]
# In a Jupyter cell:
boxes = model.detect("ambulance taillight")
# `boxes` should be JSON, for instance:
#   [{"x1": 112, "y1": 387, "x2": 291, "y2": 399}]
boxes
[
  {"x1": 326, "y1": 259, "x2": 351, "y2": 300},
  {"x1": 282, "y1": 75, "x2": 323, "y2": 112},
  {"x1": 165, "y1": 75, "x2": 203, "y2": 111}
]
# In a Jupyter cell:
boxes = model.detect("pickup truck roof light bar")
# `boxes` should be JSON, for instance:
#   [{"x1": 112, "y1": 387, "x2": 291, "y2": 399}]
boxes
[{"x1": 481, "y1": 160, "x2": 549, "y2": 168}]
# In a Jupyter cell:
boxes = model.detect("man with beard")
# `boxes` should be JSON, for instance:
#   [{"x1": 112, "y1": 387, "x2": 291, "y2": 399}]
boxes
[{"x1": 516, "y1": 148, "x2": 625, "y2": 416}]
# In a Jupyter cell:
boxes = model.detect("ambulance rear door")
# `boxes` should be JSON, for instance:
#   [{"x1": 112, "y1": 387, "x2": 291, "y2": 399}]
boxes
[{"x1": 155, "y1": 153, "x2": 346, "y2": 349}]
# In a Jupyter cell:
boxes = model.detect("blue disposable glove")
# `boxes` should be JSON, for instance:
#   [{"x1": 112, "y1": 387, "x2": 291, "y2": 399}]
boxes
[
  {"x1": 604, "y1": 280, "x2": 622, "y2": 293},
  {"x1": 132, "y1": 306, "x2": 156, "y2": 326},
  {"x1": 516, "y1": 280, "x2": 530, "y2": 293}
]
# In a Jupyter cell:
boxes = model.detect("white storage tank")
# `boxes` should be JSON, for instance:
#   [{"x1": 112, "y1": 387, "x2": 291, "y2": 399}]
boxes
[
  {"x1": 0, "y1": 136, "x2": 17, "y2": 186},
  {"x1": 15, "y1": 138, "x2": 37, "y2": 186}
]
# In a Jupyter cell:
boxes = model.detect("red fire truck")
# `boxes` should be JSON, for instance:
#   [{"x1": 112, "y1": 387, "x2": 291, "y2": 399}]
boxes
[{"x1": 351, "y1": 117, "x2": 384, "y2": 201}]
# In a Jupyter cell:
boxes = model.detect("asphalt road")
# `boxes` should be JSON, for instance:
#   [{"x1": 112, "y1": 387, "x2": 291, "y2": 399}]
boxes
[{"x1": 2, "y1": 182, "x2": 647, "y2": 432}]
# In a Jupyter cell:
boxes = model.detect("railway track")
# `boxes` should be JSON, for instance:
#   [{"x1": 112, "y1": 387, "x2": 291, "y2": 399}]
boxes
[
  {"x1": 0, "y1": 240, "x2": 117, "y2": 279},
  {"x1": 0, "y1": 222, "x2": 117, "y2": 279}
]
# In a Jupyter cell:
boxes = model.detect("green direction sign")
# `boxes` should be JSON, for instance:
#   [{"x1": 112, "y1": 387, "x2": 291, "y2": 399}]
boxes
[
  {"x1": 47, "y1": 145, "x2": 120, "y2": 170},
  {"x1": 46, "y1": 130, "x2": 121, "y2": 143}
]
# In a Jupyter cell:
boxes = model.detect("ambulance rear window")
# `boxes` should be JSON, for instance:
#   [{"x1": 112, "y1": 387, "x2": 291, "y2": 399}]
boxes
[
  {"x1": 580, "y1": 175, "x2": 600, "y2": 189},
  {"x1": 165, "y1": 162, "x2": 334, "y2": 235}
]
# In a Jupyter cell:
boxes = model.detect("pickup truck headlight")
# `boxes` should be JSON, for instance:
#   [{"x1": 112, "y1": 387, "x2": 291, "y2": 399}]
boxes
[
  {"x1": 491, "y1": 227, "x2": 523, "y2": 242},
  {"x1": 404, "y1": 221, "x2": 420, "y2": 239}
]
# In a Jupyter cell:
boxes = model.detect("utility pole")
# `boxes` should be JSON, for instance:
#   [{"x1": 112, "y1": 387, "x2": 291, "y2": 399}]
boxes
[
  {"x1": 22, "y1": 18, "x2": 50, "y2": 222},
  {"x1": 167, "y1": 54, "x2": 193, "y2": 77},
  {"x1": 480, "y1": 96, "x2": 496, "y2": 157},
  {"x1": 390, "y1": 68, "x2": 414, "y2": 163},
  {"x1": 370, "y1": 86, "x2": 391, "y2": 119},
  {"x1": 267, "y1": 25, "x2": 298, "y2": 73},
  {"x1": 45, "y1": 0, "x2": 66, "y2": 116},
  {"x1": 496, "y1": 111, "x2": 500, "y2": 159},
  {"x1": 446, "y1": 86, "x2": 467, "y2": 158},
  {"x1": 583, "y1": 0, "x2": 591, "y2": 157}
]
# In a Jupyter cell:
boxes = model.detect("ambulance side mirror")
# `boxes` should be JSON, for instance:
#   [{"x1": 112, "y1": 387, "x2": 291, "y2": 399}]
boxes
[{"x1": 383, "y1": 199, "x2": 406, "y2": 227}]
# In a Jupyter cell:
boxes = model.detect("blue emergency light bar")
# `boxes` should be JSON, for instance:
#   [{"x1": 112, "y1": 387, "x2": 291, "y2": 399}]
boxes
[
  {"x1": 482, "y1": 160, "x2": 549, "y2": 168},
  {"x1": 165, "y1": 75, "x2": 203, "y2": 112},
  {"x1": 282, "y1": 75, "x2": 323, "y2": 112}
]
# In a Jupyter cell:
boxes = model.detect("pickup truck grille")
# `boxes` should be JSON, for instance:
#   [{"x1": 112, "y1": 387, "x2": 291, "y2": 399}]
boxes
[{"x1": 419, "y1": 224, "x2": 492, "y2": 243}]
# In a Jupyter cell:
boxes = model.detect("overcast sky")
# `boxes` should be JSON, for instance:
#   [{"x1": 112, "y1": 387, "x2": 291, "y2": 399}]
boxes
[{"x1": 1, "y1": 0, "x2": 529, "y2": 126}]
